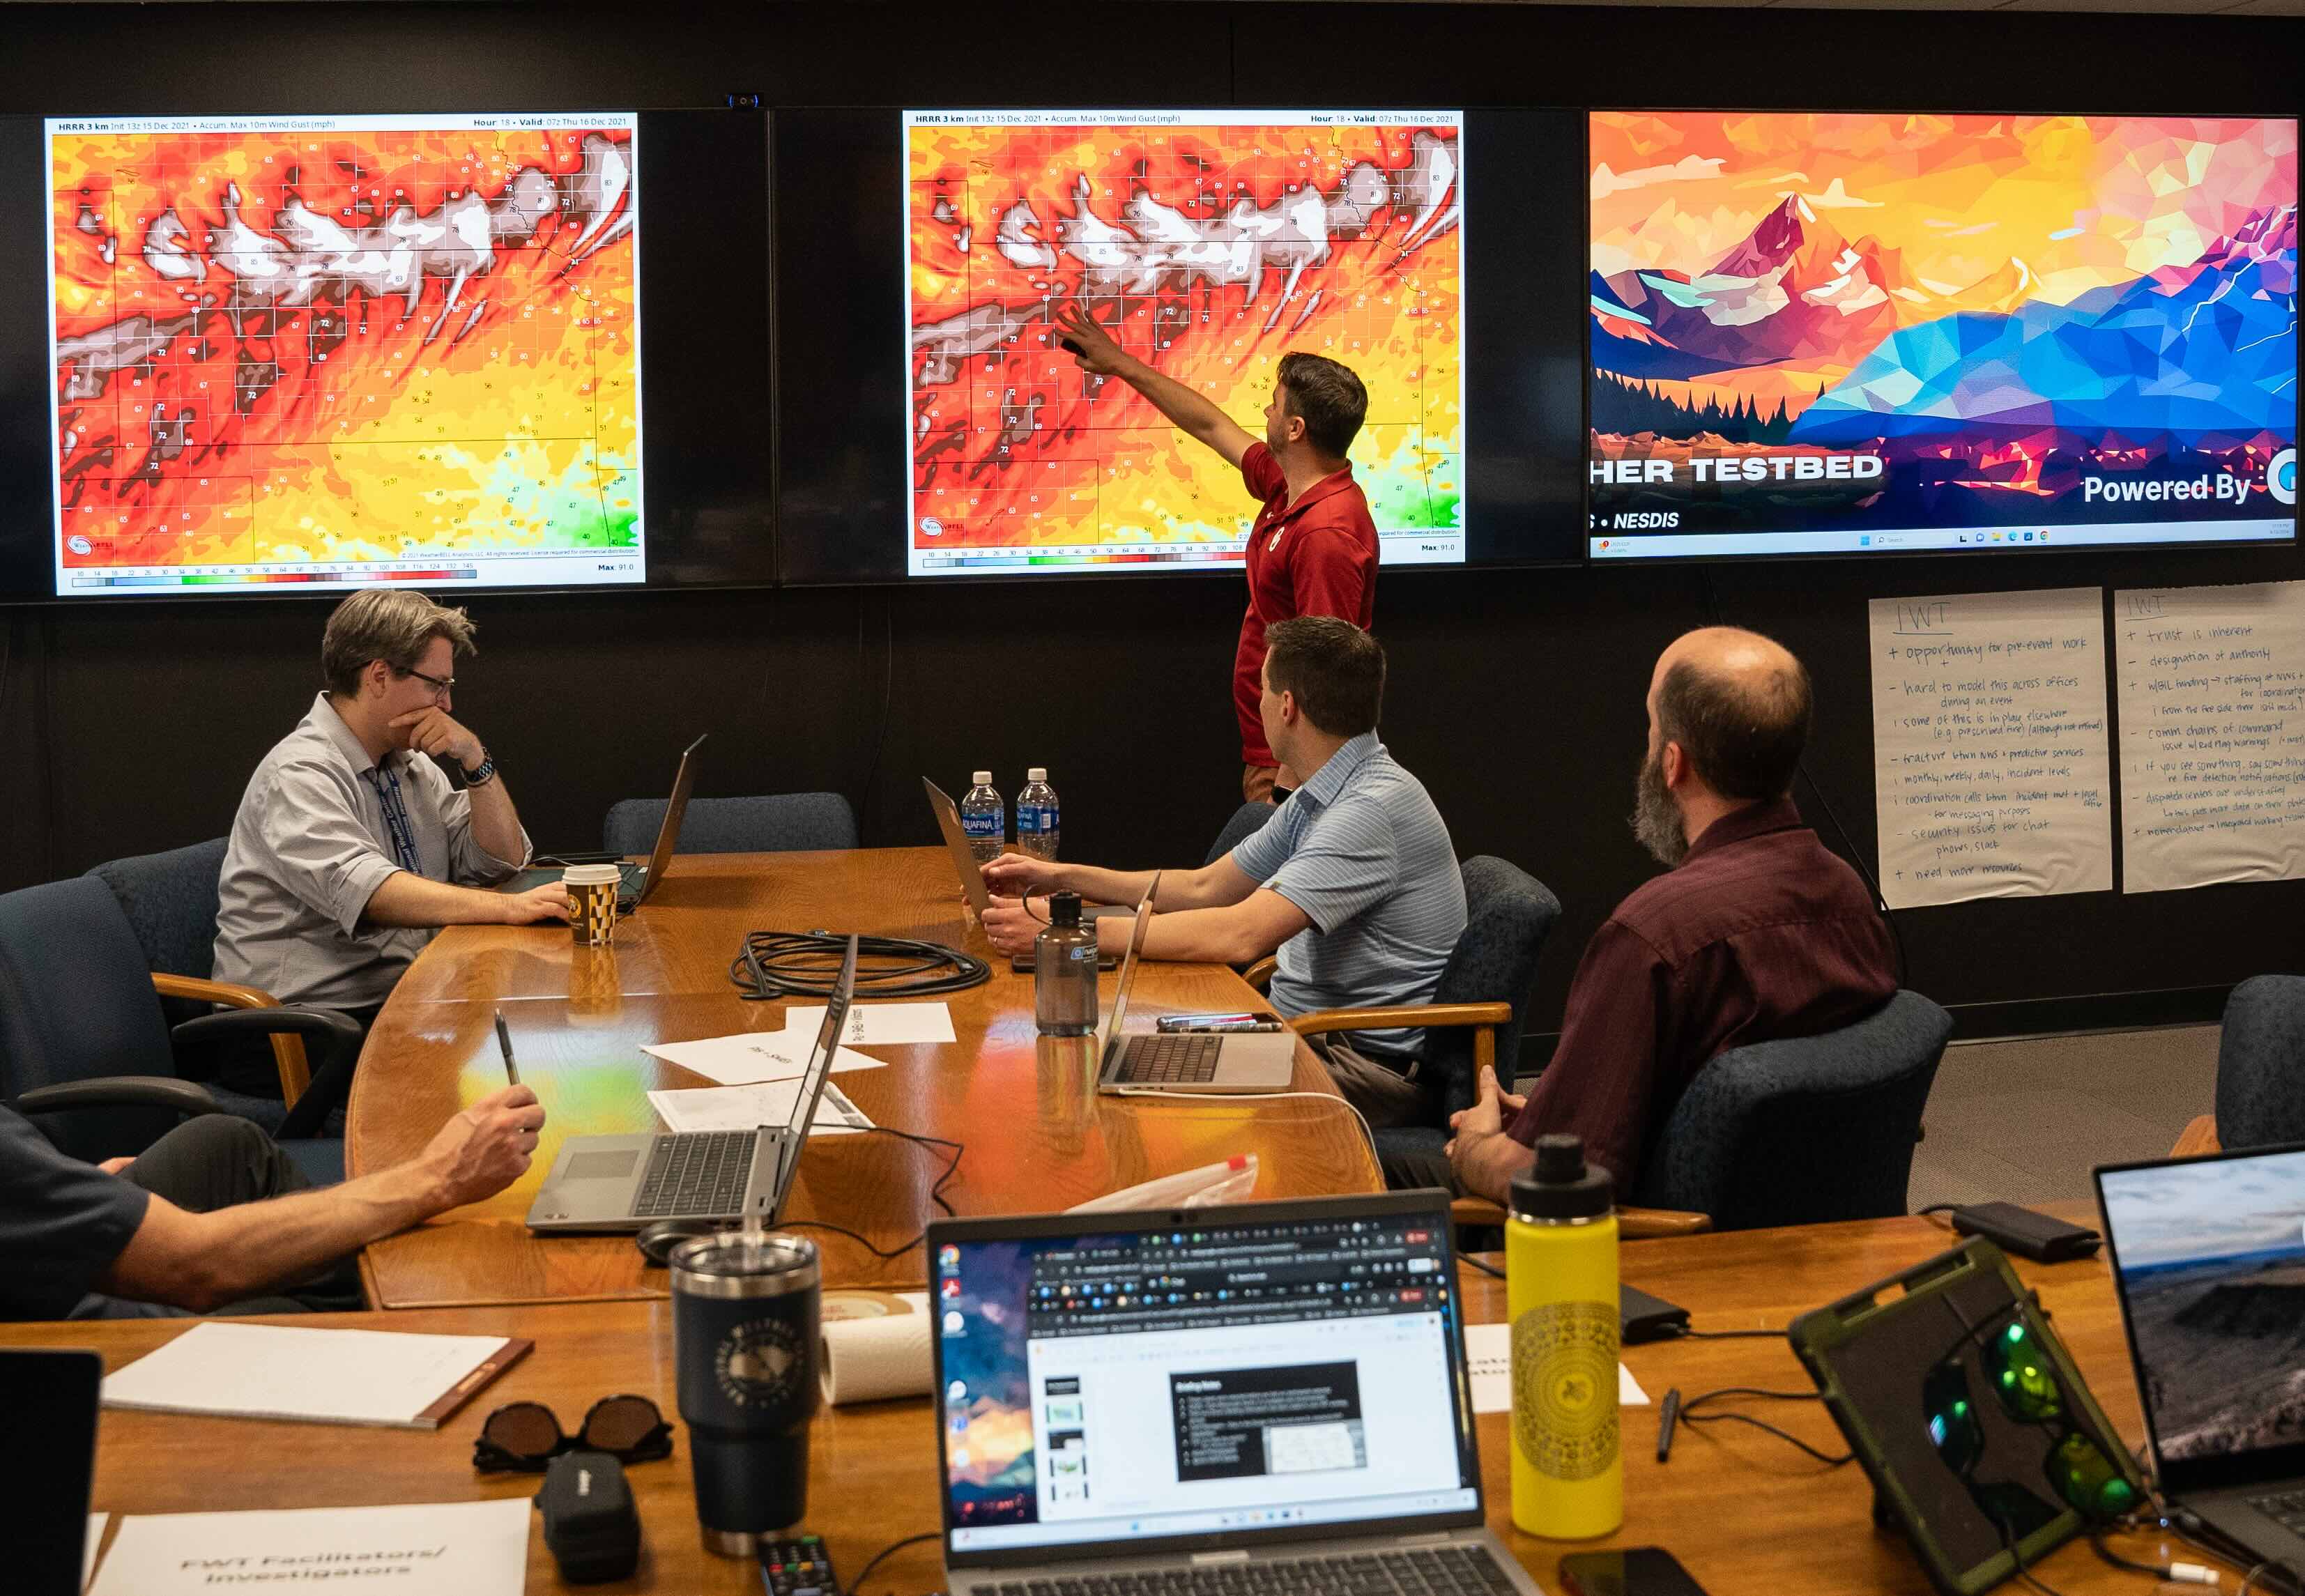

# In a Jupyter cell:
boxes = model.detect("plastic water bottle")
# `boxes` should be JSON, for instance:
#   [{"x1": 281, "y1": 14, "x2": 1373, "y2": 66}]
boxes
[
  {"x1": 1016, "y1": 767, "x2": 1060, "y2": 861},
  {"x1": 961, "y1": 771, "x2": 1005, "y2": 866},
  {"x1": 1508, "y1": 1133, "x2": 1622, "y2": 1540}
]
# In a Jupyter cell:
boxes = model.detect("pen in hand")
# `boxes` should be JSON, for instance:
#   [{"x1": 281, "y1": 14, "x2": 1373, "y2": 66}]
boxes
[{"x1": 495, "y1": 1008, "x2": 521, "y2": 1088}]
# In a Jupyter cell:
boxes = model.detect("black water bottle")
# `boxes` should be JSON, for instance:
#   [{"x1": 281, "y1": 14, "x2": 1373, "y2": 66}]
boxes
[{"x1": 1034, "y1": 890, "x2": 1099, "y2": 1036}]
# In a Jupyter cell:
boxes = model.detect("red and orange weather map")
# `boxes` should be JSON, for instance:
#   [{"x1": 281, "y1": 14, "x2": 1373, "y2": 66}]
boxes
[
  {"x1": 47, "y1": 114, "x2": 641, "y2": 593},
  {"x1": 906, "y1": 112, "x2": 1465, "y2": 574}
]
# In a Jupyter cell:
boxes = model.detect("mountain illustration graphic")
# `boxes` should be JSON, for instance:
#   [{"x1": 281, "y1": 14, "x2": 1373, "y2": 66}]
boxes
[{"x1": 1791, "y1": 203, "x2": 2298, "y2": 450}]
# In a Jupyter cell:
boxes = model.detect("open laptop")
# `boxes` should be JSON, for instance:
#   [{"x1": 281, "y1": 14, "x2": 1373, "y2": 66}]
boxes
[
  {"x1": 16, "y1": 1348, "x2": 101, "y2": 1596},
  {"x1": 505, "y1": 732, "x2": 706, "y2": 913},
  {"x1": 2097, "y1": 1142, "x2": 2305, "y2": 1581},
  {"x1": 927, "y1": 1190, "x2": 1542, "y2": 1596},
  {"x1": 1096, "y1": 896, "x2": 1294, "y2": 1094},
  {"x1": 526, "y1": 934, "x2": 857, "y2": 1231},
  {"x1": 924, "y1": 776, "x2": 1131, "y2": 925}
]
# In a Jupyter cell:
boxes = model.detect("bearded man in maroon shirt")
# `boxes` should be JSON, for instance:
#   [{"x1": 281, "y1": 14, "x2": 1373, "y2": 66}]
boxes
[
  {"x1": 1054, "y1": 302, "x2": 1378, "y2": 802},
  {"x1": 1432, "y1": 627, "x2": 1899, "y2": 1202}
]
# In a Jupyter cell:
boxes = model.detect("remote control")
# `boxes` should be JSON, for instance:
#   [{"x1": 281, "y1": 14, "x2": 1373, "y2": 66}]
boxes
[{"x1": 759, "y1": 1534, "x2": 841, "y2": 1596}]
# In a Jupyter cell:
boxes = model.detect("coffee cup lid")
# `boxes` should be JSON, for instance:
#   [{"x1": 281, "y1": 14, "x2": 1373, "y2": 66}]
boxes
[{"x1": 562, "y1": 864, "x2": 623, "y2": 886}]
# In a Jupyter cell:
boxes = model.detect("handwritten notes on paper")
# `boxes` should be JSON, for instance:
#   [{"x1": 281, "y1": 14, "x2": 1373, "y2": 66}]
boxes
[
  {"x1": 1869, "y1": 588, "x2": 2113, "y2": 909},
  {"x1": 2115, "y1": 581, "x2": 2305, "y2": 894}
]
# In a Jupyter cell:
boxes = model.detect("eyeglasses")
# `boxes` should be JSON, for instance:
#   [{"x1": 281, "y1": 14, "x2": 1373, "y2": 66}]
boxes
[
  {"x1": 473, "y1": 1395, "x2": 672, "y2": 1473},
  {"x1": 401, "y1": 666, "x2": 457, "y2": 698}
]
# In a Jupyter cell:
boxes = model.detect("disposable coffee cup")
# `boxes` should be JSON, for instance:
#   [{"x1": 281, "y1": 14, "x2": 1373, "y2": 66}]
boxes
[
  {"x1": 670, "y1": 1231, "x2": 822, "y2": 1556},
  {"x1": 563, "y1": 864, "x2": 620, "y2": 946}
]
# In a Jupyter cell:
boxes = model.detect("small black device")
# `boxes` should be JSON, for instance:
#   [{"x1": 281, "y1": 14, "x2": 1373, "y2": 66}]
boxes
[
  {"x1": 535, "y1": 1450, "x2": 643, "y2": 1583},
  {"x1": 1558, "y1": 1547, "x2": 1711, "y2": 1596},
  {"x1": 1058, "y1": 335, "x2": 1085, "y2": 356},
  {"x1": 1010, "y1": 951, "x2": 1115, "y2": 973},
  {"x1": 1620, "y1": 1283, "x2": 1693, "y2": 1344},
  {"x1": 758, "y1": 1533, "x2": 843, "y2": 1595},
  {"x1": 1946, "y1": 1202, "x2": 2101, "y2": 1262}
]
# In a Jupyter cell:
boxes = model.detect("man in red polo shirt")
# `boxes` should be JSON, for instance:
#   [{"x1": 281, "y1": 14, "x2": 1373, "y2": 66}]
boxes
[{"x1": 1054, "y1": 301, "x2": 1379, "y2": 801}]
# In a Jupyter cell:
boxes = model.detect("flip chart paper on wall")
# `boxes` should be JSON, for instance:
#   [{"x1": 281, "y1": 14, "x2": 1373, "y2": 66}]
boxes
[
  {"x1": 2115, "y1": 581, "x2": 2305, "y2": 894},
  {"x1": 1869, "y1": 588, "x2": 2113, "y2": 909}
]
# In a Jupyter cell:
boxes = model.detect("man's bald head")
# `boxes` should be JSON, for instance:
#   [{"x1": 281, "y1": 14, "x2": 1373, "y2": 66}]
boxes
[{"x1": 1648, "y1": 627, "x2": 1813, "y2": 802}]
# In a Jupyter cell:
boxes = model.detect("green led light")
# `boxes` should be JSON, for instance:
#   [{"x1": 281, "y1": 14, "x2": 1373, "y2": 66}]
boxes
[
  {"x1": 2002, "y1": 1371, "x2": 2016, "y2": 1385},
  {"x1": 2007, "y1": 1325, "x2": 2025, "y2": 1342}
]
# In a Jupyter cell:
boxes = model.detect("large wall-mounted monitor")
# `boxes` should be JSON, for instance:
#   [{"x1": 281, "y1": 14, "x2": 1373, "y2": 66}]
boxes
[
  {"x1": 0, "y1": 107, "x2": 772, "y2": 603},
  {"x1": 1586, "y1": 111, "x2": 2299, "y2": 562},
  {"x1": 777, "y1": 107, "x2": 1584, "y2": 585}
]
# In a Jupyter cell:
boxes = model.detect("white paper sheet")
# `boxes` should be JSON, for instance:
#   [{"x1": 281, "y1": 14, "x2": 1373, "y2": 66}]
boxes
[
  {"x1": 2115, "y1": 581, "x2": 2305, "y2": 893},
  {"x1": 84, "y1": 1512, "x2": 106, "y2": 1590},
  {"x1": 1869, "y1": 587, "x2": 2113, "y2": 908},
  {"x1": 1462, "y1": 1321, "x2": 1648, "y2": 1413},
  {"x1": 90, "y1": 1500, "x2": 528, "y2": 1596},
  {"x1": 648, "y1": 1080, "x2": 873, "y2": 1135},
  {"x1": 786, "y1": 1000, "x2": 956, "y2": 1045},
  {"x1": 101, "y1": 1323, "x2": 516, "y2": 1429},
  {"x1": 642, "y1": 1029, "x2": 886, "y2": 1086}
]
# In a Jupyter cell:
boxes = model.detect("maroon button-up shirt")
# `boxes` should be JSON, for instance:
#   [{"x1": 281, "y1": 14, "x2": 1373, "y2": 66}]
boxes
[
  {"x1": 1507, "y1": 797, "x2": 1898, "y2": 1195},
  {"x1": 1234, "y1": 442, "x2": 1379, "y2": 767}
]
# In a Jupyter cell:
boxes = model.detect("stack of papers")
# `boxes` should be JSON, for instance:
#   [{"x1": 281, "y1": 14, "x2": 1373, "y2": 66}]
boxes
[
  {"x1": 648, "y1": 1080, "x2": 875, "y2": 1136},
  {"x1": 640, "y1": 999, "x2": 954, "y2": 1087},
  {"x1": 90, "y1": 1501, "x2": 528, "y2": 1596}
]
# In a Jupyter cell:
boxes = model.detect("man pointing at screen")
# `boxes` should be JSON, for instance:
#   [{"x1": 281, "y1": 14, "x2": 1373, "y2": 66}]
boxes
[{"x1": 1053, "y1": 301, "x2": 1378, "y2": 804}]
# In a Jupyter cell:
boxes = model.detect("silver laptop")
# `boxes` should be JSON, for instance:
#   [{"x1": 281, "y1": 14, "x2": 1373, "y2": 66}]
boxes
[
  {"x1": 1096, "y1": 896, "x2": 1295, "y2": 1095},
  {"x1": 2098, "y1": 1142, "x2": 2305, "y2": 1574},
  {"x1": 526, "y1": 935, "x2": 857, "y2": 1231},
  {"x1": 927, "y1": 1191, "x2": 1543, "y2": 1596},
  {"x1": 508, "y1": 733, "x2": 707, "y2": 912}
]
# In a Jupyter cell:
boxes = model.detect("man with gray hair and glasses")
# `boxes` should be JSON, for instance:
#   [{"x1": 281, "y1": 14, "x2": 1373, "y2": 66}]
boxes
[{"x1": 212, "y1": 590, "x2": 567, "y2": 1098}]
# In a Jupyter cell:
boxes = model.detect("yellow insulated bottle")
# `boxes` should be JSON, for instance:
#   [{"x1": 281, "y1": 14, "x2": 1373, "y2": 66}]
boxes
[{"x1": 1507, "y1": 1133, "x2": 1622, "y2": 1540}]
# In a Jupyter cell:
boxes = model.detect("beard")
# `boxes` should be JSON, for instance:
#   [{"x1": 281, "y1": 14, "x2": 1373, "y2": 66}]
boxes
[{"x1": 1630, "y1": 746, "x2": 1687, "y2": 868}]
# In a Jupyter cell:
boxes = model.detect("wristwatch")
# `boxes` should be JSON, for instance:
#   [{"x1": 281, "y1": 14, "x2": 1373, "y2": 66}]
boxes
[{"x1": 461, "y1": 752, "x2": 498, "y2": 788}]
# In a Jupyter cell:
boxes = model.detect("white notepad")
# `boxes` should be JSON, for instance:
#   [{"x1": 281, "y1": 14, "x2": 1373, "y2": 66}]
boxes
[{"x1": 102, "y1": 1323, "x2": 530, "y2": 1430}]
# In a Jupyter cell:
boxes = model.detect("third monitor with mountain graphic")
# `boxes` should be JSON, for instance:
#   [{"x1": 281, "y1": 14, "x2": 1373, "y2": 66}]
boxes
[{"x1": 1586, "y1": 111, "x2": 2299, "y2": 561}]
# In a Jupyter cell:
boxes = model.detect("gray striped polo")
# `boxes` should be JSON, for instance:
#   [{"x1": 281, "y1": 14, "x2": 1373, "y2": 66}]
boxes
[{"x1": 1230, "y1": 732, "x2": 1467, "y2": 1056}]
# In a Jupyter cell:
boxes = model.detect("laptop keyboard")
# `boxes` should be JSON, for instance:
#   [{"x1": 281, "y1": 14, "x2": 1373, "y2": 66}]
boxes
[
  {"x1": 1115, "y1": 1033, "x2": 1225, "y2": 1084},
  {"x1": 2251, "y1": 1489, "x2": 2305, "y2": 1535},
  {"x1": 632, "y1": 1131, "x2": 756, "y2": 1218},
  {"x1": 986, "y1": 1545, "x2": 1519, "y2": 1596}
]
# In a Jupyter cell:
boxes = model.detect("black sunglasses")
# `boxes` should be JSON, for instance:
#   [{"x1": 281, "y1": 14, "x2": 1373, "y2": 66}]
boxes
[{"x1": 473, "y1": 1395, "x2": 673, "y2": 1473}]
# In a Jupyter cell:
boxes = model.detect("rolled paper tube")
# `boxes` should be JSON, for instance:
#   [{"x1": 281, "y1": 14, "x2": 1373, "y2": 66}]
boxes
[{"x1": 819, "y1": 1302, "x2": 933, "y2": 1406}]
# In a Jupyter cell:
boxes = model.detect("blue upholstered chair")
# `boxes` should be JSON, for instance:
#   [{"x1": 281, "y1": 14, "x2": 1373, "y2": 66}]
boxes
[
  {"x1": 0, "y1": 875, "x2": 353, "y2": 1179},
  {"x1": 1288, "y1": 856, "x2": 1563, "y2": 1130},
  {"x1": 2209, "y1": 974, "x2": 2305, "y2": 1151},
  {"x1": 1628, "y1": 988, "x2": 1954, "y2": 1230},
  {"x1": 604, "y1": 792, "x2": 858, "y2": 857},
  {"x1": 1206, "y1": 800, "x2": 1277, "y2": 868}
]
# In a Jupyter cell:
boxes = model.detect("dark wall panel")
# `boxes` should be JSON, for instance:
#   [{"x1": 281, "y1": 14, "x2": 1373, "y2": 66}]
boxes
[{"x1": 1, "y1": 1, "x2": 2301, "y2": 1048}]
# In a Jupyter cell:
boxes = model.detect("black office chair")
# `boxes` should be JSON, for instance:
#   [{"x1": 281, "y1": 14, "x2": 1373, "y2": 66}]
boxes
[
  {"x1": 603, "y1": 792, "x2": 858, "y2": 856},
  {"x1": 1630, "y1": 988, "x2": 1954, "y2": 1229},
  {"x1": 1205, "y1": 799, "x2": 1277, "y2": 867},
  {"x1": 1287, "y1": 856, "x2": 1562, "y2": 1129},
  {"x1": 0, "y1": 877, "x2": 357, "y2": 1176},
  {"x1": 2210, "y1": 974, "x2": 2305, "y2": 1150}
]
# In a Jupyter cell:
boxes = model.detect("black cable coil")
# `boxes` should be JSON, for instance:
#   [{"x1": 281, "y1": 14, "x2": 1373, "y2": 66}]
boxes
[{"x1": 729, "y1": 930, "x2": 990, "y2": 1001}]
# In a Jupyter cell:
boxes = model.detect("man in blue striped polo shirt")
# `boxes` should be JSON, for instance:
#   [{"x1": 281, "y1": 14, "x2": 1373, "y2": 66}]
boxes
[{"x1": 982, "y1": 617, "x2": 1467, "y2": 1126}]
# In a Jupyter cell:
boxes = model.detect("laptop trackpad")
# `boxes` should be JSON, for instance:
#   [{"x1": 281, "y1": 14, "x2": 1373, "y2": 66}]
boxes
[{"x1": 565, "y1": 1149, "x2": 641, "y2": 1181}]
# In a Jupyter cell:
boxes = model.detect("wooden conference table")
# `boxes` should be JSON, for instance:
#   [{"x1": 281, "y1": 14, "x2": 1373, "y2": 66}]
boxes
[
  {"x1": 349, "y1": 847, "x2": 1381, "y2": 1308},
  {"x1": 28, "y1": 1207, "x2": 2235, "y2": 1595}
]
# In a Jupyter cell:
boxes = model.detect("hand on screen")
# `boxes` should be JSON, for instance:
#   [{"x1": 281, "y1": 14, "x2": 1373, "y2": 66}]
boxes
[
  {"x1": 391, "y1": 706, "x2": 486, "y2": 770},
  {"x1": 499, "y1": 883, "x2": 572, "y2": 926},
  {"x1": 1052, "y1": 301, "x2": 1128, "y2": 376},
  {"x1": 980, "y1": 851, "x2": 1060, "y2": 898}
]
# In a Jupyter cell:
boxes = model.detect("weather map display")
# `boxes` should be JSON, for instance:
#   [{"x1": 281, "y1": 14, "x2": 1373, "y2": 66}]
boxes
[
  {"x1": 45, "y1": 113, "x2": 644, "y2": 597},
  {"x1": 1588, "y1": 112, "x2": 2299, "y2": 560},
  {"x1": 904, "y1": 110, "x2": 1464, "y2": 578}
]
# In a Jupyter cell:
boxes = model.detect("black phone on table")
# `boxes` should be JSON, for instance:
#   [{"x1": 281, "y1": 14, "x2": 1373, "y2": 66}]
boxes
[{"x1": 1557, "y1": 1548, "x2": 1710, "y2": 1596}]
